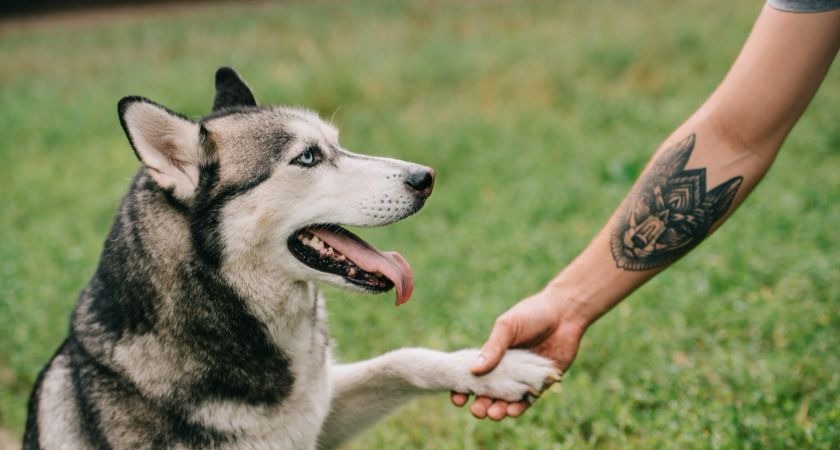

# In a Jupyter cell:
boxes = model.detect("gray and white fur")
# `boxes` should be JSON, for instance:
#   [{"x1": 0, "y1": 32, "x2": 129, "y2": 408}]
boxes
[{"x1": 23, "y1": 68, "x2": 560, "y2": 450}]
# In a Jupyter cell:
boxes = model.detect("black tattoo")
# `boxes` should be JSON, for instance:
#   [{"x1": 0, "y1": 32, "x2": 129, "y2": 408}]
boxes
[{"x1": 611, "y1": 133, "x2": 743, "y2": 271}]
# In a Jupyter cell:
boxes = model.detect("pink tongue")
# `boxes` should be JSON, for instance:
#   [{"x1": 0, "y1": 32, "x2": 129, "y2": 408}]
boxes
[{"x1": 311, "y1": 228, "x2": 414, "y2": 306}]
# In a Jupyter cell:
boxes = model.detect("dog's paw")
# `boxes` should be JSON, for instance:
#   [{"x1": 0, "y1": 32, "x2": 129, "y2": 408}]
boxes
[{"x1": 451, "y1": 349, "x2": 562, "y2": 403}]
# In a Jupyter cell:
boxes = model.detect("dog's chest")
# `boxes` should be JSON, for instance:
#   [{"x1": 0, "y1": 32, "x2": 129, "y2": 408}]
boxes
[
  {"x1": 191, "y1": 358, "x2": 332, "y2": 450},
  {"x1": 191, "y1": 292, "x2": 334, "y2": 448}
]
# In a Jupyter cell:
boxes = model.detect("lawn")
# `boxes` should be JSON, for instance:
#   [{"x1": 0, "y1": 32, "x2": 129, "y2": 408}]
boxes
[{"x1": 1, "y1": 0, "x2": 838, "y2": 448}]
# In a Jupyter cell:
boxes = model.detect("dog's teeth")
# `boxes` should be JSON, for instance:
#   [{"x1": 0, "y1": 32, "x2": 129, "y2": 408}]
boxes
[
  {"x1": 336, "y1": 254, "x2": 346, "y2": 261},
  {"x1": 348, "y1": 267, "x2": 357, "y2": 277}
]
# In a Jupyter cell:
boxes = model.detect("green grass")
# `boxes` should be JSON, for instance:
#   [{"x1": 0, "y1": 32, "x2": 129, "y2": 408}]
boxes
[{"x1": 1, "y1": 0, "x2": 838, "y2": 448}]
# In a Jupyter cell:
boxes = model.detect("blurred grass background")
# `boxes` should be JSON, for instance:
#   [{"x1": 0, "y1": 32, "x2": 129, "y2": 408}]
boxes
[{"x1": 1, "y1": 0, "x2": 838, "y2": 448}]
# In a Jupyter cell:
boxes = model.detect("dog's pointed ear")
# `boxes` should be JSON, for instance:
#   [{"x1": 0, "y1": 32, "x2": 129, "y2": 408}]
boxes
[
  {"x1": 212, "y1": 67, "x2": 257, "y2": 111},
  {"x1": 118, "y1": 96, "x2": 206, "y2": 201}
]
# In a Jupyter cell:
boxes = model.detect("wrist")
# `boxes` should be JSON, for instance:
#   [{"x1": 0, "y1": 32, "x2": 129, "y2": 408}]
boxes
[{"x1": 539, "y1": 281, "x2": 599, "y2": 332}]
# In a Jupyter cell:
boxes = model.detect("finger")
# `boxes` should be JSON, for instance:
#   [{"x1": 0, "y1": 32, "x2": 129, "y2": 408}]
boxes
[
  {"x1": 450, "y1": 392, "x2": 468, "y2": 407},
  {"x1": 470, "y1": 396, "x2": 493, "y2": 419},
  {"x1": 487, "y1": 400, "x2": 509, "y2": 421},
  {"x1": 471, "y1": 319, "x2": 516, "y2": 375},
  {"x1": 506, "y1": 401, "x2": 528, "y2": 417}
]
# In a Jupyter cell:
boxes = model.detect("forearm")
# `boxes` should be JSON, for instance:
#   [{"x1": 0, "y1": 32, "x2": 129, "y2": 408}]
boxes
[
  {"x1": 548, "y1": 5, "x2": 840, "y2": 329},
  {"x1": 548, "y1": 124, "x2": 769, "y2": 326}
]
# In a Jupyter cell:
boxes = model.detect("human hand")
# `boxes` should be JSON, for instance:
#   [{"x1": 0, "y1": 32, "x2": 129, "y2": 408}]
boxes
[{"x1": 450, "y1": 286, "x2": 588, "y2": 420}]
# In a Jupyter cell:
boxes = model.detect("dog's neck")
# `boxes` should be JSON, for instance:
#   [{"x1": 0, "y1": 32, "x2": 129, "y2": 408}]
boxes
[{"x1": 72, "y1": 172, "x2": 326, "y2": 409}]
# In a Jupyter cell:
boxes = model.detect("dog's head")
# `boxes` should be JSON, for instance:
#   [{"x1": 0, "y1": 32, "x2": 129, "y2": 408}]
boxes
[{"x1": 118, "y1": 67, "x2": 434, "y2": 305}]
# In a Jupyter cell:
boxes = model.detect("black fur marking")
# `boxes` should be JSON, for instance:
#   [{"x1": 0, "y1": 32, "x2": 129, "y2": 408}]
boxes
[
  {"x1": 85, "y1": 182, "x2": 159, "y2": 337},
  {"x1": 265, "y1": 130, "x2": 292, "y2": 160},
  {"x1": 162, "y1": 187, "x2": 190, "y2": 214},
  {"x1": 164, "y1": 407, "x2": 231, "y2": 448},
  {"x1": 190, "y1": 161, "x2": 273, "y2": 266},
  {"x1": 189, "y1": 162, "x2": 225, "y2": 266},
  {"x1": 68, "y1": 338, "x2": 113, "y2": 450},
  {"x1": 212, "y1": 67, "x2": 257, "y2": 112},
  {"x1": 69, "y1": 336, "x2": 231, "y2": 447},
  {"x1": 176, "y1": 262, "x2": 295, "y2": 405}
]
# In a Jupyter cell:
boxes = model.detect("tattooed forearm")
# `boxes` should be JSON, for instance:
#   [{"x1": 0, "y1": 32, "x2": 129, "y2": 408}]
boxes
[{"x1": 610, "y1": 133, "x2": 743, "y2": 271}]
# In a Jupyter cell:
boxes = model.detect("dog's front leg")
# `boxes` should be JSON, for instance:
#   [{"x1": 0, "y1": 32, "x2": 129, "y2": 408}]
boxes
[{"x1": 317, "y1": 347, "x2": 559, "y2": 449}]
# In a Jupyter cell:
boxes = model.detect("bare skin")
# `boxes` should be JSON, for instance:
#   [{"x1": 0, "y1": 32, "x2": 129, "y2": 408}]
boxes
[{"x1": 452, "y1": 4, "x2": 840, "y2": 420}]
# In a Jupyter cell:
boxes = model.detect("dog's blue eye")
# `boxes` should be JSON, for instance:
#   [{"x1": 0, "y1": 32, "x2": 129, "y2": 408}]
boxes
[
  {"x1": 293, "y1": 146, "x2": 321, "y2": 167},
  {"x1": 299, "y1": 151, "x2": 314, "y2": 165}
]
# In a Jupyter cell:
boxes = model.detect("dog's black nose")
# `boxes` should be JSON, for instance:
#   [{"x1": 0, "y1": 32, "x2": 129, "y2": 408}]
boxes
[{"x1": 405, "y1": 167, "x2": 435, "y2": 197}]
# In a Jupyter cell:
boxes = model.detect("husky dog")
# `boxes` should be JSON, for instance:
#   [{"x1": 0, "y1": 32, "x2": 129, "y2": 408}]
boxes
[{"x1": 23, "y1": 68, "x2": 560, "y2": 450}]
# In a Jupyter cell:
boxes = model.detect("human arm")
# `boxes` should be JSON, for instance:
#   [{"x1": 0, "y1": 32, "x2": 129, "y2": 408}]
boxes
[{"x1": 452, "y1": 4, "x2": 840, "y2": 420}]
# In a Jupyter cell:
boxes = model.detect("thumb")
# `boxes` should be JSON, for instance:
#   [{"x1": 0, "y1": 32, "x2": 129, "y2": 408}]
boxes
[{"x1": 470, "y1": 319, "x2": 515, "y2": 375}]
